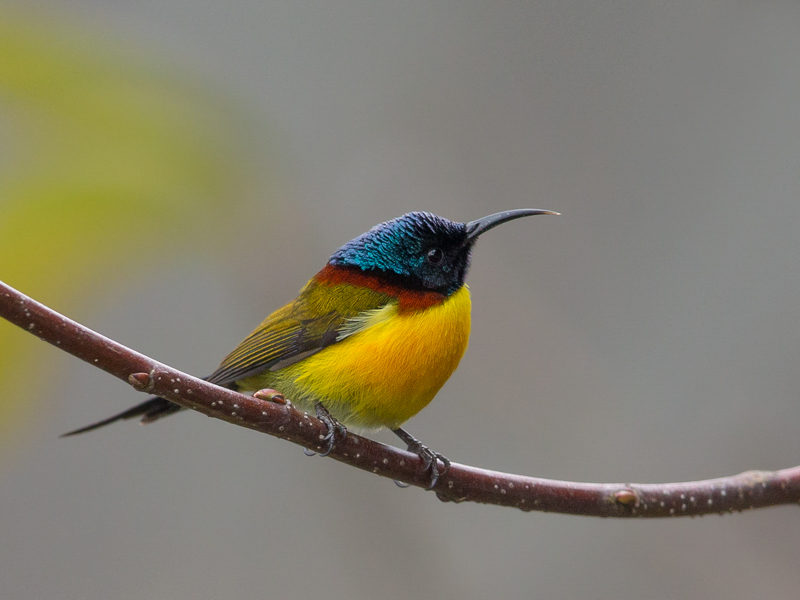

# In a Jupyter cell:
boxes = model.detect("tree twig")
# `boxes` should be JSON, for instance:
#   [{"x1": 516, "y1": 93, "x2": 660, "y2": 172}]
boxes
[{"x1": 2, "y1": 278, "x2": 799, "y2": 517}]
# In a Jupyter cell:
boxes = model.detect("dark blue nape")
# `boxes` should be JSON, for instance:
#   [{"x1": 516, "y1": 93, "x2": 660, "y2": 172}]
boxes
[{"x1": 329, "y1": 212, "x2": 472, "y2": 295}]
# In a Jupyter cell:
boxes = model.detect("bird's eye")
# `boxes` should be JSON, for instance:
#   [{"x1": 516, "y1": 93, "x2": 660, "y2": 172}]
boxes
[{"x1": 426, "y1": 247, "x2": 444, "y2": 264}]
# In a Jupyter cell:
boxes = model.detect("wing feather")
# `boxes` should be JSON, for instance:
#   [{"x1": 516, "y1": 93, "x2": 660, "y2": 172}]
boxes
[{"x1": 207, "y1": 278, "x2": 394, "y2": 386}]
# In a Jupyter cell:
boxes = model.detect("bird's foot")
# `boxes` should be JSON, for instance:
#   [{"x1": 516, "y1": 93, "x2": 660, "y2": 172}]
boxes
[
  {"x1": 315, "y1": 402, "x2": 347, "y2": 457},
  {"x1": 392, "y1": 427, "x2": 450, "y2": 490},
  {"x1": 407, "y1": 442, "x2": 451, "y2": 490}
]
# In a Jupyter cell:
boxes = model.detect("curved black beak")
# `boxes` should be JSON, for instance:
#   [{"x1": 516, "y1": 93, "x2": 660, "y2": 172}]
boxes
[{"x1": 464, "y1": 208, "x2": 559, "y2": 243}]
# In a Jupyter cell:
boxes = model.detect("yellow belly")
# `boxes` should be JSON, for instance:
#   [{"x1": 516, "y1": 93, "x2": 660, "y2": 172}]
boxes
[{"x1": 246, "y1": 286, "x2": 471, "y2": 430}]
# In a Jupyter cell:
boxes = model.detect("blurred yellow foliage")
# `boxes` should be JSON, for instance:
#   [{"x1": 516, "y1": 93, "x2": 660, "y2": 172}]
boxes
[{"x1": 0, "y1": 11, "x2": 262, "y2": 440}]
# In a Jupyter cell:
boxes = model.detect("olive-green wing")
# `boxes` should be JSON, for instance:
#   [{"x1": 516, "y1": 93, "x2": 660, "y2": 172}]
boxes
[
  {"x1": 207, "y1": 279, "x2": 393, "y2": 386},
  {"x1": 58, "y1": 277, "x2": 394, "y2": 436}
]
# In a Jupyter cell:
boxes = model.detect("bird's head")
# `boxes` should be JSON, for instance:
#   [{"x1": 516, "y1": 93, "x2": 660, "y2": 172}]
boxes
[{"x1": 329, "y1": 209, "x2": 557, "y2": 295}]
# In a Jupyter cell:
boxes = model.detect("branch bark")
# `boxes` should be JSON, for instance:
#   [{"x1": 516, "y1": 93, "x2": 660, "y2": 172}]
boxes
[{"x1": 2, "y1": 278, "x2": 799, "y2": 517}]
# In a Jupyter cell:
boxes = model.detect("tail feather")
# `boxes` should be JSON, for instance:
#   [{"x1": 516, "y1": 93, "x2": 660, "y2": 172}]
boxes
[{"x1": 60, "y1": 397, "x2": 183, "y2": 437}]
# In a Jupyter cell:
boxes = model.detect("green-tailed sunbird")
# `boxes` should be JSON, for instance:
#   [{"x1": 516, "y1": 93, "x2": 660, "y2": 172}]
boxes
[{"x1": 64, "y1": 209, "x2": 557, "y2": 486}]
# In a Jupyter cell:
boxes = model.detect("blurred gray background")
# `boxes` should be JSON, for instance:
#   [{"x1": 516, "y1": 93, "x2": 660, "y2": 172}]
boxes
[{"x1": 2, "y1": 1, "x2": 800, "y2": 599}]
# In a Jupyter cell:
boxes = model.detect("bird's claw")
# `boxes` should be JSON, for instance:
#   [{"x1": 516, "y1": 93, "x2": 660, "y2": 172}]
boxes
[
  {"x1": 391, "y1": 427, "x2": 450, "y2": 490},
  {"x1": 405, "y1": 439, "x2": 450, "y2": 490},
  {"x1": 315, "y1": 402, "x2": 346, "y2": 457}
]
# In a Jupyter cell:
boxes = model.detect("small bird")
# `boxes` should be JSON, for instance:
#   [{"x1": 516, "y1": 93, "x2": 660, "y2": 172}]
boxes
[{"x1": 64, "y1": 209, "x2": 557, "y2": 485}]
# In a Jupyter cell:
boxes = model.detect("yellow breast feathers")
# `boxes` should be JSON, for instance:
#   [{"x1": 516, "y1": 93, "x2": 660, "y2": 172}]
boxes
[{"x1": 274, "y1": 285, "x2": 471, "y2": 429}]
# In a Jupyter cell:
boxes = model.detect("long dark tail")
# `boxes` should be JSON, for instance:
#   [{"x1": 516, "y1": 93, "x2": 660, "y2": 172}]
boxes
[{"x1": 60, "y1": 397, "x2": 184, "y2": 437}]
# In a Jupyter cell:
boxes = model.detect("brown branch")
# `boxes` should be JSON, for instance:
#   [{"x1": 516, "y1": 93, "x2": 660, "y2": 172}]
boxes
[{"x1": 2, "y1": 278, "x2": 799, "y2": 517}]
